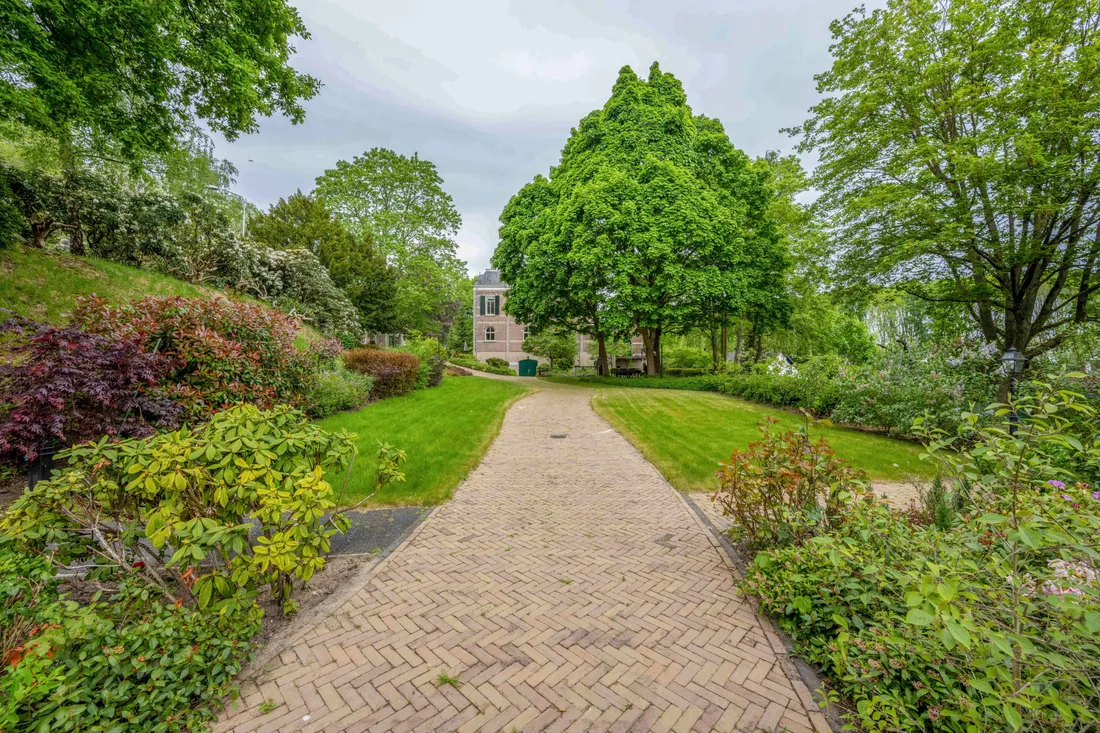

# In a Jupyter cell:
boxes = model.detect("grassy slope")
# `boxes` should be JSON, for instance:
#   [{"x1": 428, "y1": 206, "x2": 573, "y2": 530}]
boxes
[
  {"x1": 590, "y1": 387, "x2": 932, "y2": 490},
  {"x1": 0, "y1": 246, "x2": 215, "y2": 323},
  {"x1": 0, "y1": 246, "x2": 322, "y2": 344},
  {"x1": 319, "y1": 376, "x2": 529, "y2": 507}
]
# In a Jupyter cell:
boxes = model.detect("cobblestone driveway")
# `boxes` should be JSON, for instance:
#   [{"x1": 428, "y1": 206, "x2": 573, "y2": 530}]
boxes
[{"x1": 218, "y1": 386, "x2": 827, "y2": 733}]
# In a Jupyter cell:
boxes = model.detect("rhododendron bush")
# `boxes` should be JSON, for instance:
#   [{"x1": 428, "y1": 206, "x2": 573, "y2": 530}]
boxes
[
  {"x1": 73, "y1": 295, "x2": 317, "y2": 418},
  {"x1": 736, "y1": 381, "x2": 1100, "y2": 732}
]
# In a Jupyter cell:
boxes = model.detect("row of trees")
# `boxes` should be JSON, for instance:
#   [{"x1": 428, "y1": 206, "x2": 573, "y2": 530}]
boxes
[{"x1": 495, "y1": 64, "x2": 791, "y2": 376}]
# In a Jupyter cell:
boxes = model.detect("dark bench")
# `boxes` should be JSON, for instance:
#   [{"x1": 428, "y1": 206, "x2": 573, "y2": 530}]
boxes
[{"x1": 611, "y1": 367, "x2": 643, "y2": 377}]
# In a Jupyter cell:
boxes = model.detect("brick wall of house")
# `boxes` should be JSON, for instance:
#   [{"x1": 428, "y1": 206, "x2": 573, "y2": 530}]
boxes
[{"x1": 472, "y1": 269, "x2": 647, "y2": 370}]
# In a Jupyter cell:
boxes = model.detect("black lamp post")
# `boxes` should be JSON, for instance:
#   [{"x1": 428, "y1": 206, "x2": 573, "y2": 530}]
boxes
[{"x1": 1000, "y1": 347, "x2": 1028, "y2": 435}]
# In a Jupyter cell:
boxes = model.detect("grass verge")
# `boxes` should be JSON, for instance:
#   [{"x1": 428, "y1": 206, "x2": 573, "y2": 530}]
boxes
[
  {"x1": 590, "y1": 387, "x2": 932, "y2": 490},
  {"x1": 320, "y1": 376, "x2": 529, "y2": 506}
]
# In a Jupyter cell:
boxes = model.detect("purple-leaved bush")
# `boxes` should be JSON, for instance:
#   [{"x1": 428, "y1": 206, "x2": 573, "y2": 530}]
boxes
[{"x1": 0, "y1": 313, "x2": 181, "y2": 460}]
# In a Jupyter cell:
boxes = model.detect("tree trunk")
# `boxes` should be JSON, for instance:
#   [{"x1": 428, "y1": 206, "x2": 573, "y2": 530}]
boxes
[
  {"x1": 734, "y1": 323, "x2": 743, "y2": 363},
  {"x1": 30, "y1": 220, "x2": 52, "y2": 248},
  {"x1": 640, "y1": 327, "x2": 662, "y2": 375},
  {"x1": 596, "y1": 334, "x2": 609, "y2": 376},
  {"x1": 754, "y1": 330, "x2": 764, "y2": 362},
  {"x1": 68, "y1": 224, "x2": 86, "y2": 256},
  {"x1": 709, "y1": 326, "x2": 720, "y2": 372},
  {"x1": 641, "y1": 328, "x2": 661, "y2": 375},
  {"x1": 721, "y1": 325, "x2": 728, "y2": 364}
]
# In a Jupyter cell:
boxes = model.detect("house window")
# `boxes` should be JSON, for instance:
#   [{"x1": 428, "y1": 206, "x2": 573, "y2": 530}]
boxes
[
  {"x1": 485, "y1": 326, "x2": 496, "y2": 341},
  {"x1": 486, "y1": 297, "x2": 498, "y2": 315},
  {"x1": 522, "y1": 327, "x2": 530, "y2": 341}
]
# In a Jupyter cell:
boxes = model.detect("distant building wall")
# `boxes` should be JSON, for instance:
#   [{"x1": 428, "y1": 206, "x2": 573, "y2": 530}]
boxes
[{"x1": 472, "y1": 269, "x2": 647, "y2": 370}]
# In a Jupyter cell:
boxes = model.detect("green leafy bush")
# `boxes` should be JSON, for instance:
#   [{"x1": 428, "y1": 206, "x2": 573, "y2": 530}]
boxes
[
  {"x1": 664, "y1": 367, "x2": 708, "y2": 377},
  {"x1": 0, "y1": 574, "x2": 260, "y2": 731},
  {"x1": 309, "y1": 366, "x2": 373, "y2": 418},
  {"x1": 485, "y1": 357, "x2": 510, "y2": 369},
  {"x1": 401, "y1": 335, "x2": 447, "y2": 389},
  {"x1": 343, "y1": 348, "x2": 420, "y2": 399},
  {"x1": 72, "y1": 295, "x2": 318, "y2": 419},
  {"x1": 0, "y1": 545, "x2": 57, "y2": 670},
  {"x1": 1, "y1": 404, "x2": 357, "y2": 613},
  {"x1": 714, "y1": 419, "x2": 868, "y2": 549},
  {"x1": 742, "y1": 382, "x2": 1100, "y2": 732}
]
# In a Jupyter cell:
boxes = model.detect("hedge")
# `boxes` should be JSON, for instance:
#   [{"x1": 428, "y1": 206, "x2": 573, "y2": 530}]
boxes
[{"x1": 343, "y1": 348, "x2": 420, "y2": 399}]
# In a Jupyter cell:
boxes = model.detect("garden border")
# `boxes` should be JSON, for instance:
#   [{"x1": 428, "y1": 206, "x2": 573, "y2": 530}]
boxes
[{"x1": 681, "y1": 492, "x2": 846, "y2": 733}]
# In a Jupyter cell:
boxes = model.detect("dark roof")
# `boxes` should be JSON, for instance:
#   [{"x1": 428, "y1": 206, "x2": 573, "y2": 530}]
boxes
[{"x1": 475, "y1": 269, "x2": 506, "y2": 286}]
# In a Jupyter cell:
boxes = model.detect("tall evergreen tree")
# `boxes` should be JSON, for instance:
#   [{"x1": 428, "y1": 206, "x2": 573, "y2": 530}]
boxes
[{"x1": 249, "y1": 192, "x2": 398, "y2": 333}]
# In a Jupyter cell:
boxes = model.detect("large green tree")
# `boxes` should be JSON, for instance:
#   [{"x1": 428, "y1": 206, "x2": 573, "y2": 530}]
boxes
[
  {"x1": 248, "y1": 192, "x2": 399, "y2": 333},
  {"x1": 798, "y1": 0, "x2": 1100, "y2": 359},
  {"x1": 313, "y1": 148, "x2": 467, "y2": 334},
  {"x1": 495, "y1": 174, "x2": 623, "y2": 375},
  {"x1": 0, "y1": 1, "x2": 319, "y2": 165},
  {"x1": 497, "y1": 63, "x2": 784, "y2": 375}
]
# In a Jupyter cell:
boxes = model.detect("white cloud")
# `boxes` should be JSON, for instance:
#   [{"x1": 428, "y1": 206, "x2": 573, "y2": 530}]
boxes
[
  {"x1": 456, "y1": 211, "x2": 501, "y2": 276},
  {"x1": 215, "y1": 0, "x2": 872, "y2": 277}
]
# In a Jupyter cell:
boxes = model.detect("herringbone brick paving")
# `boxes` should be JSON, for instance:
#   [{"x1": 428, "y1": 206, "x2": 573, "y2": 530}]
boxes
[{"x1": 218, "y1": 386, "x2": 828, "y2": 732}]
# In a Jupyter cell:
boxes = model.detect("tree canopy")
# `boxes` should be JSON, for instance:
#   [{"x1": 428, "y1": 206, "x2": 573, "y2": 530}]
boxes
[
  {"x1": 248, "y1": 192, "x2": 399, "y2": 334},
  {"x1": 496, "y1": 63, "x2": 787, "y2": 374},
  {"x1": 0, "y1": 0, "x2": 319, "y2": 164},
  {"x1": 313, "y1": 148, "x2": 467, "y2": 335},
  {"x1": 521, "y1": 330, "x2": 577, "y2": 371},
  {"x1": 798, "y1": 0, "x2": 1100, "y2": 358}
]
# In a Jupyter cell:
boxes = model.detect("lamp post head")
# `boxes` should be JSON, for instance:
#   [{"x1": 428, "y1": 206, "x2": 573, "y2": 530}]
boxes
[{"x1": 1000, "y1": 347, "x2": 1028, "y2": 376}]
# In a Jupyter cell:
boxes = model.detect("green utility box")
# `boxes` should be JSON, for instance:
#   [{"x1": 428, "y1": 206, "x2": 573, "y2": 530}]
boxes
[{"x1": 518, "y1": 359, "x2": 538, "y2": 377}]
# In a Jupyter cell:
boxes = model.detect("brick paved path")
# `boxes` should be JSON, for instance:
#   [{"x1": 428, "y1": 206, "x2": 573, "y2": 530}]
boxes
[{"x1": 218, "y1": 387, "x2": 827, "y2": 732}]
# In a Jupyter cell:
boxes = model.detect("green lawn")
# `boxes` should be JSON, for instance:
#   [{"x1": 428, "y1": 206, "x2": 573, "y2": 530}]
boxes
[
  {"x1": 319, "y1": 376, "x2": 529, "y2": 507},
  {"x1": 589, "y1": 387, "x2": 932, "y2": 490}
]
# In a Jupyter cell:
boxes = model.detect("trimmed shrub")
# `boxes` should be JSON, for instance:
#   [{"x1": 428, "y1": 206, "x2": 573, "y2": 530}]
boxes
[
  {"x1": 664, "y1": 367, "x2": 708, "y2": 377},
  {"x1": 448, "y1": 355, "x2": 517, "y2": 376},
  {"x1": 485, "y1": 357, "x2": 510, "y2": 369},
  {"x1": 0, "y1": 314, "x2": 182, "y2": 460},
  {"x1": 344, "y1": 348, "x2": 420, "y2": 399},
  {"x1": 309, "y1": 366, "x2": 374, "y2": 418},
  {"x1": 72, "y1": 295, "x2": 317, "y2": 419}
]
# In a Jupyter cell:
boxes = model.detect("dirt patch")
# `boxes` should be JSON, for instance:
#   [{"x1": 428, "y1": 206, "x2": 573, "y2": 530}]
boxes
[
  {"x1": 251, "y1": 553, "x2": 367, "y2": 650},
  {"x1": 0, "y1": 472, "x2": 26, "y2": 512},
  {"x1": 57, "y1": 254, "x2": 107, "y2": 279}
]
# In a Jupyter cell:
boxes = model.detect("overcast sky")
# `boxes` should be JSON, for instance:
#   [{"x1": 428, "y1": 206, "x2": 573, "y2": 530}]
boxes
[{"x1": 212, "y1": 0, "x2": 869, "y2": 276}]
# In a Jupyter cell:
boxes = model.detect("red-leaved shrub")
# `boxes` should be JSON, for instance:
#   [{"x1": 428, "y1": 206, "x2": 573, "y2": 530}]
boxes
[
  {"x1": 0, "y1": 314, "x2": 181, "y2": 460},
  {"x1": 72, "y1": 296, "x2": 316, "y2": 418},
  {"x1": 343, "y1": 349, "x2": 420, "y2": 399}
]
